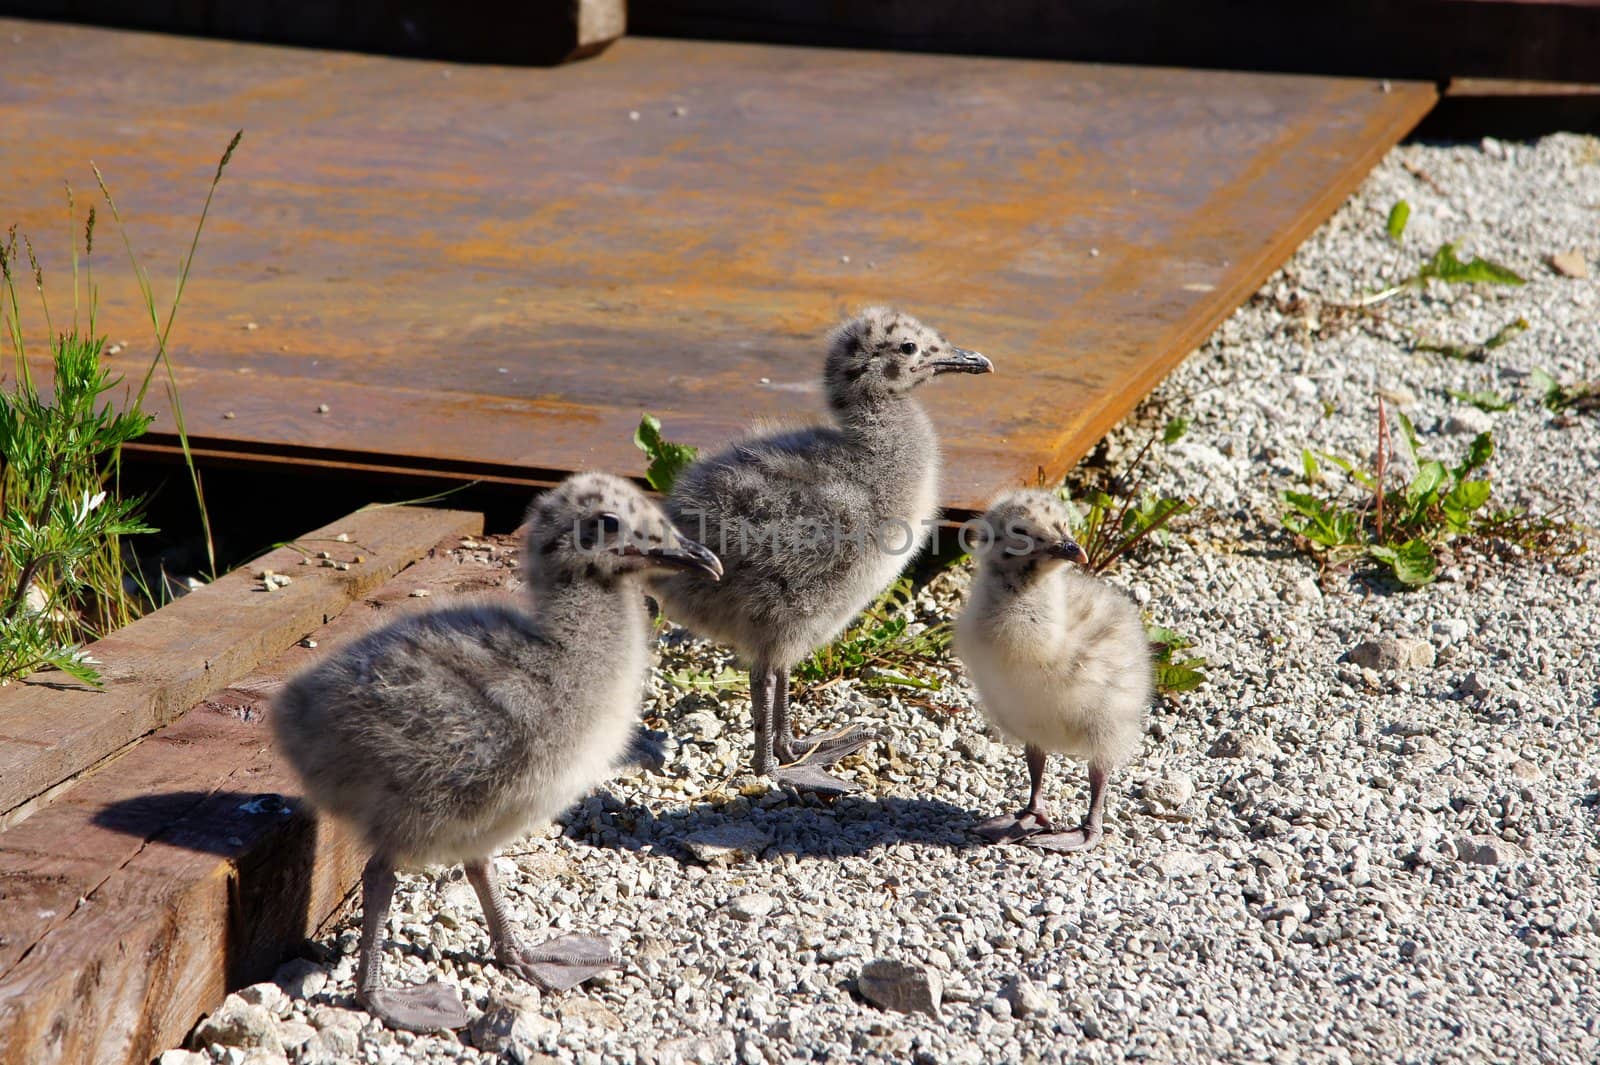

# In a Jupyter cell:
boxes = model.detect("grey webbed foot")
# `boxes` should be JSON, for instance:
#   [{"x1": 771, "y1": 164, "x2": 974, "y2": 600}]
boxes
[
  {"x1": 360, "y1": 980, "x2": 470, "y2": 1033},
  {"x1": 975, "y1": 810, "x2": 1053, "y2": 844},
  {"x1": 771, "y1": 762, "x2": 861, "y2": 796},
  {"x1": 776, "y1": 723, "x2": 877, "y2": 767},
  {"x1": 1024, "y1": 826, "x2": 1103, "y2": 852},
  {"x1": 499, "y1": 932, "x2": 619, "y2": 992}
]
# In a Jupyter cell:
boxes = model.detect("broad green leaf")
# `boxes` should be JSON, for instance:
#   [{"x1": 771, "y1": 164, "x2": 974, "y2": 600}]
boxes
[
  {"x1": 1408, "y1": 460, "x2": 1447, "y2": 506},
  {"x1": 1385, "y1": 200, "x2": 1411, "y2": 241},
  {"x1": 1161, "y1": 416, "x2": 1190, "y2": 445},
  {"x1": 1418, "y1": 242, "x2": 1526, "y2": 286},
  {"x1": 1301, "y1": 448, "x2": 1320, "y2": 483},
  {"x1": 633, "y1": 412, "x2": 699, "y2": 493},
  {"x1": 1445, "y1": 480, "x2": 1491, "y2": 513},
  {"x1": 1155, "y1": 659, "x2": 1208, "y2": 693},
  {"x1": 1370, "y1": 539, "x2": 1437, "y2": 585},
  {"x1": 1392, "y1": 410, "x2": 1421, "y2": 470}
]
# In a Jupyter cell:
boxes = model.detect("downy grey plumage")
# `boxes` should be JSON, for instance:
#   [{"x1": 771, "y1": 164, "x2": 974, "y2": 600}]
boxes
[
  {"x1": 955, "y1": 490, "x2": 1151, "y2": 851},
  {"x1": 273, "y1": 472, "x2": 721, "y2": 1031},
  {"x1": 652, "y1": 307, "x2": 992, "y2": 793}
]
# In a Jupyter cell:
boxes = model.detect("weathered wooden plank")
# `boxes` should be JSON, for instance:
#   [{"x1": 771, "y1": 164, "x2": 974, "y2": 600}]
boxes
[
  {"x1": 0, "y1": 505, "x2": 482, "y2": 820},
  {"x1": 0, "y1": 534, "x2": 513, "y2": 1065},
  {"x1": 2, "y1": 21, "x2": 1435, "y2": 512}
]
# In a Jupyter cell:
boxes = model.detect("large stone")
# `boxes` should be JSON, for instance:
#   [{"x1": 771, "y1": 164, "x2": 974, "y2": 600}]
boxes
[
  {"x1": 1549, "y1": 250, "x2": 1592, "y2": 279},
  {"x1": 1444, "y1": 408, "x2": 1494, "y2": 436},
  {"x1": 1000, "y1": 975, "x2": 1052, "y2": 1018},
  {"x1": 724, "y1": 892, "x2": 777, "y2": 921},
  {"x1": 272, "y1": 957, "x2": 330, "y2": 1001},
  {"x1": 469, "y1": 995, "x2": 558, "y2": 1060},
  {"x1": 158, "y1": 1052, "x2": 208, "y2": 1065},
  {"x1": 1207, "y1": 730, "x2": 1280, "y2": 760},
  {"x1": 236, "y1": 981, "x2": 291, "y2": 1017},
  {"x1": 647, "y1": 1036, "x2": 725, "y2": 1065},
  {"x1": 857, "y1": 959, "x2": 941, "y2": 1016},
  {"x1": 193, "y1": 998, "x2": 283, "y2": 1054},
  {"x1": 1142, "y1": 771, "x2": 1195, "y2": 811},
  {"x1": 684, "y1": 824, "x2": 770, "y2": 865},
  {"x1": 1152, "y1": 850, "x2": 1211, "y2": 878},
  {"x1": 1347, "y1": 637, "x2": 1435, "y2": 671},
  {"x1": 560, "y1": 997, "x2": 625, "y2": 1031},
  {"x1": 1458, "y1": 834, "x2": 1525, "y2": 866}
]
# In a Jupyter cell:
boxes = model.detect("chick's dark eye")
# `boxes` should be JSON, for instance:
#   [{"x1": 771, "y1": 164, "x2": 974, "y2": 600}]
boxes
[
  {"x1": 899, "y1": 341, "x2": 918, "y2": 355},
  {"x1": 598, "y1": 513, "x2": 622, "y2": 535}
]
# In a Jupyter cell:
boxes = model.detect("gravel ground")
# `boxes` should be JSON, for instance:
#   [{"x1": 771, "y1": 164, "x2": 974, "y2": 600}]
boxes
[{"x1": 172, "y1": 134, "x2": 1599, "y2": 1065}]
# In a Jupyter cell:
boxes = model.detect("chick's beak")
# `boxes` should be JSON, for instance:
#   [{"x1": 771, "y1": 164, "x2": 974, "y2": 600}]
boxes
[
  {"x1": 927, "y1": 347, "x2": 994, "y2": 375},
  {"x1": 1048, "y1": 539, "x2": 1090, "y2": 566},
  {"x1": 647, "y1": 535, "x2": 723, "y2": 581}
]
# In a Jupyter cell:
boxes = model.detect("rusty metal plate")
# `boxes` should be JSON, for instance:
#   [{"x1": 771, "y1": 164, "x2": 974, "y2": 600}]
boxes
[{"x1": 0, "y1": 20, "x2": 1434, "y2": 512}]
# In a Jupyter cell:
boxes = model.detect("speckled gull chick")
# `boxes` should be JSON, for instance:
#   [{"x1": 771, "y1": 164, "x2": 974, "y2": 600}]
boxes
[
  {"x1": 954, "y1": 490, "x2": 1151, "y2": 851},
  {"x1": 272, "y1": 473, "x2": 721, "y2": 1032},
  {"x1": 651, "y1": 307, "x2": 993, "y2": 794}
]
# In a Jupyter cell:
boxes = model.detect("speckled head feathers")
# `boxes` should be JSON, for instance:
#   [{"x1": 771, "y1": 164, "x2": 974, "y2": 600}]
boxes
[
  {"x1": 971, "y1": 489, "x2": 1088, "y2": 572},
  {"x1": 523, "y1": 472, "x2": 721, "y2": 588},
  {"x1": 823, "y1": 307, "x2": 992, "y2": 416}
]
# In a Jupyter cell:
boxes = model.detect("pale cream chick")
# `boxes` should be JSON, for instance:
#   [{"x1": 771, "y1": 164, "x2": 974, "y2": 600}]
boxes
[{"x1": 955, "y1": 490, "x2": 1151, "y2": 851}]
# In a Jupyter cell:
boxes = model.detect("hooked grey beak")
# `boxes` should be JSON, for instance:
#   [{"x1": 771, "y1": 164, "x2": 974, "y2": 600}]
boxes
[
  {"x1": 1047, "y1": 539, "x2": 1089, "y2": 566},
  {"x1": 646, "y1": 536, "x2": 723, "y2": 581},
  {"x1": 927, "y1": 347, "x2": 994, "y2": 375}
]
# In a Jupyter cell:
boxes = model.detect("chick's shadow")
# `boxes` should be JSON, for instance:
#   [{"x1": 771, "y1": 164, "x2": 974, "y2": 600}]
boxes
[{"x1": 565, "y1": 784, "x2": 986, "y2": 862}]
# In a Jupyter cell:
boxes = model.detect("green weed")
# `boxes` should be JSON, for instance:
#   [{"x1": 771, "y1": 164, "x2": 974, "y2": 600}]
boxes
[
  {"x1": 1283, "y1": 398, "x2": 1578, "y2": 586},
  {"x1": 1359, "y1": 240, "x2": 1525, "y2": 307},
  {"x1": 1415, "y1": 316, "x2": 1528, "y2": 362},
  {"x1": 1385, "y1": 200, "x2": 1410, "y2": 242},
  {"x1": 1445, "y1": 388, "x2": 1513, "y2": 413},
  {"x1": 794, "y1": 576, "x2": 951, "y2": 695},
  {"x1": 1, "y1": 134, "x2": 239, "y2": 685},
  {"x1": 1530, "y1": 368, "x2": 1600, "y2": 414},
  {"x1": 634, "y1": 413, "x2": 699, "y2": 493},
  {"x1": 1062, "y1": 416, "x2": 1196, "y2": 574},
  {"x1": 1147, "y1": 623, "x2": 1207, "y2": 694}
]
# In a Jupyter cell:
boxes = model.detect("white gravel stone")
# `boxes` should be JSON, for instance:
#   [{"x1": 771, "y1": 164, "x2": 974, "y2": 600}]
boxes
[
  {"x1": 857, "y1": 959, "x2": 941, "y2": 1016},
  {"x1": 724, "y1": 892, "x2": 777, "y2": 921},
  {"x1": 1444, "y1": 407, "x2": 1494, "y2": 435},
  {"x1": 999, "y1": 975, "x2": 1052, "y2": 1018},
  {"x1": 1457, "y1": 834, "x2": 1526, "y2": 866},
  {"x1": 270, "y1": 958, "x2": 329, "y2": 1002},
  {"x1": 192, "y1": 998, "x2": 282, "y2": 1054},
  {"x1": 469, "y1": 994, "x2": 558, "y2": 1059},
  {"x1": 683, "y1": 824, "x2": 770, "y2": 864},
  {"x1": 1347, "y1": 636, "x2": 1436, "y2": 670},
  {"x1": 157, "y1": 1051, "x2": 208, "y2": 1065}
]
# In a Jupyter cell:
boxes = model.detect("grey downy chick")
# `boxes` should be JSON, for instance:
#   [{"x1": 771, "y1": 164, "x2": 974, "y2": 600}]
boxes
[
  {"x1": 273, "y1": 473, "x2": 721, "y2": 1031},
  {"x1": 954, "y1": 490, "x2": 1151, "y2": 851},
  {"x1": 652, "y1": 307, "x2": 993, "y2": 794}
]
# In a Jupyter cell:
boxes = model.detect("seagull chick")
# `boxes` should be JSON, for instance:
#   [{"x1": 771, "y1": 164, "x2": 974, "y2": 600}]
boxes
[
  {"x1": 651, "y1": 307, "x2": 993, "y2": 794},
  {"x1": 273, "y1": 473, "x2": 720, "y2": 1031},
  {"x1": 954, "y1": 490, "x2": 1151, "y2": 851}
]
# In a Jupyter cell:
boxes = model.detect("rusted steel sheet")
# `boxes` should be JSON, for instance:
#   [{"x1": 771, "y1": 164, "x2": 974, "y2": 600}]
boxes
[{"x1": 0, "y1": 20, "x2": 1435, "y2": 512}]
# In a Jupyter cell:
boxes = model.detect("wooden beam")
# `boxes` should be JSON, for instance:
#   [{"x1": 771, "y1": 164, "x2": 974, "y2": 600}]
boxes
[
  {"x1": 0, "y1": 531, "x2": 512, "y2": 1065},
  {"x1": 0, "y1": 506, "x2": 483, "y2": 821}
]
